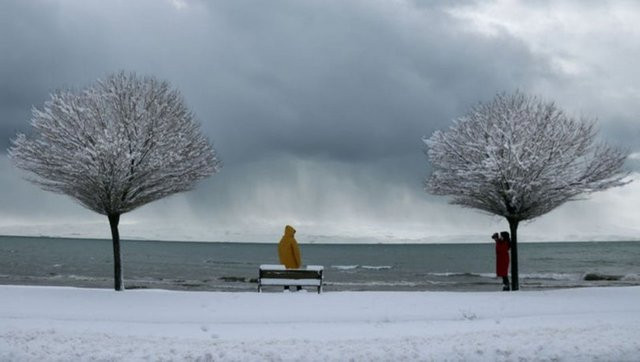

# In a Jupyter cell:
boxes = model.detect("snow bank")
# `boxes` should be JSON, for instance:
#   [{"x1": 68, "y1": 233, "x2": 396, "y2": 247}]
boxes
[{"x1": 1, "y1": 285, "x2": 639, "y2": 361}]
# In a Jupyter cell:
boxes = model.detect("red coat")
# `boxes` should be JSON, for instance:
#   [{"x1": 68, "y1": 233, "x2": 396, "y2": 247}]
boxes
[{"x1": 495, "y1": 241, "x2": 510, "y2": 277}]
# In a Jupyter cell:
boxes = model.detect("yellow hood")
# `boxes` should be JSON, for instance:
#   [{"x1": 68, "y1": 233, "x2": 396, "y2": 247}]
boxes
[{"x1": 284, "y1": 225, "x2": 296, "y2": 237}]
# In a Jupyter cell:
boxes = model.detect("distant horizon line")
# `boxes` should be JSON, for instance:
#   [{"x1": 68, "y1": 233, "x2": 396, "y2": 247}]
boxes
[{"x1": 1, "y1": 234, "x2": 638, "y2": 245}]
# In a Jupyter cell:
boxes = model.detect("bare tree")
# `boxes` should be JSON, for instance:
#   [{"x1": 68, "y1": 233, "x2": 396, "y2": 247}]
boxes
[
  {"x1": 9, "y1": 72, "x2": 221, "y2": 291},
  {"x1": 423, "y1": 92, "x2": 628, "y2": 290}
]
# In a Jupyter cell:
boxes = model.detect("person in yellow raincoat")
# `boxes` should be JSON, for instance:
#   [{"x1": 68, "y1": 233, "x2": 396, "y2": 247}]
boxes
[{"x1": 278, "y1": 225, "x2": 302, "y2": 291}]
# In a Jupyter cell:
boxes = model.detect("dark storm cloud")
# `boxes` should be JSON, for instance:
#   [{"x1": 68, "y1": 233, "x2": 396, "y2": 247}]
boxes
[
  {"x1": 2, "y1": 0, "x2": 639, "y2": 242},
  {"x1": 0, "y1": 1, "x2": 116, "y2": 149},
  {"x1": 0, "y1": 0, "x2": 547, "y2": 165},
  {"x1": 193, "y1": 0, "x2": 548, "y2": 163}
]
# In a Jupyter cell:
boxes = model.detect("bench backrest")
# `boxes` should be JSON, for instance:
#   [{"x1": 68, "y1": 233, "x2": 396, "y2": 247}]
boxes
[{"x1": 259, "y1": 269, "x2": 322, "y2": 280}]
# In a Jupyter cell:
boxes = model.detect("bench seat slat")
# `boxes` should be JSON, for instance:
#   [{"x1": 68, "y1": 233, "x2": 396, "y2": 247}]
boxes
[{"x1": 259, "y1": 278, "x2": 322, "y2": 286}]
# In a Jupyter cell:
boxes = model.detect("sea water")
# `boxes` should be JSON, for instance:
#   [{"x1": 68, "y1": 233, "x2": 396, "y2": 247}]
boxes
[{"x1": 1, "y1": 235, "x2": 639, "y2": 292}]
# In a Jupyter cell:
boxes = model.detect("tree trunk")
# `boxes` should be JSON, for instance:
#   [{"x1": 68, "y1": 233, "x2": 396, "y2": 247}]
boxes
[
  {"x1": 108, "y1": 213, "x2": 124, "y2": 291},
  {"x1": 508, "y1": 218, "x2": 520, "y2": 291}
]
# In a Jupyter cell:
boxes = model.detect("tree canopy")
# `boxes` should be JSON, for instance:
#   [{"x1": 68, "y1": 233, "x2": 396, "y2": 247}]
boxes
[
  {"x1": 10, "y1": 72, "x2": 221, "y2": 217},
  {"x1": 424, "y1": 92, "x2": 628, "y2": 223}
]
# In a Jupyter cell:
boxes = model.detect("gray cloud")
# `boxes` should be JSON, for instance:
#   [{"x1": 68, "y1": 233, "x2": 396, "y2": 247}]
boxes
[
  {"x1": 0, "y1": 0, "x2": 546, "y2": 162},
  {"x1": 1, "y1": 0, "x2": 639, "y2": 241}
]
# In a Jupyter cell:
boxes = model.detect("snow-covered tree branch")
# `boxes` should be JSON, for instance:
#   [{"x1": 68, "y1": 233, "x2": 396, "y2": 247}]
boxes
[
  {"x1": 423, "y1": 92, "x2": 628, "y2": 290},
  {"x1": 9, "y1": 71, "x2": 221, "y2": 290}
]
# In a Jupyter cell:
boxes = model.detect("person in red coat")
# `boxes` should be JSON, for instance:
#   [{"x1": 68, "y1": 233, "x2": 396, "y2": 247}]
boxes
[{"x1": 492, "y1": 231, "x2": 511, "y2": 291}]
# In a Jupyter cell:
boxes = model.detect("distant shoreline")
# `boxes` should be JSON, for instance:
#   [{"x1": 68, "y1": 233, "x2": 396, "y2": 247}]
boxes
[{"x1": 1, "y1": 234, "x2": 639, "y2": 245}]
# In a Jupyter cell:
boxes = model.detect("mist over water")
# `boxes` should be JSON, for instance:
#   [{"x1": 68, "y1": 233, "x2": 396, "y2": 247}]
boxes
[{"x1": 1, "y1": 236, "x2": 638, "y2": 292}]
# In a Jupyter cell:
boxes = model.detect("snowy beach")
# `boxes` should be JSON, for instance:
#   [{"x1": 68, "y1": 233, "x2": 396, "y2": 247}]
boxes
[{"x1": 1, "y1": 285, "x2": 639, "y2": 361}]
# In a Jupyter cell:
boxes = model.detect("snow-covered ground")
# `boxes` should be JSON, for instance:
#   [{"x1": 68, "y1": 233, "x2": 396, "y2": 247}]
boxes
[{"x1": 1, "y1": 285, "x2": 639, "y2": 361}]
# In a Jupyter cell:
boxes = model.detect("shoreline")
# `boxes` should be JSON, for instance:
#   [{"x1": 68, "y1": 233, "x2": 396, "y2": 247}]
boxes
[{"x1": 2, "y1": 282, "x2": 640, "y2": 293}]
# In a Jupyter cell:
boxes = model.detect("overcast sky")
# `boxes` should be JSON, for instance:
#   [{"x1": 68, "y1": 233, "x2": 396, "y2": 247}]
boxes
[{"x1": 1, "y1": 0, "x2": 639, "y2": 243}]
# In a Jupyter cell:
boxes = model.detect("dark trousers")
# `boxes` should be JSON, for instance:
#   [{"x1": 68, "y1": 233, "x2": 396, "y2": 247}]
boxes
[{"x1": 502, "y1": 276, "x2": 510, "y2": 291}]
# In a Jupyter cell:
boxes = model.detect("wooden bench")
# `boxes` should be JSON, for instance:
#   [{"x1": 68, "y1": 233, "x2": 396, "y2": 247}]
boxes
[{"x1": 258, "y1": 264, "x2": 324, "y2": 294}]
